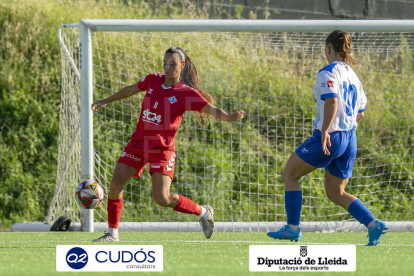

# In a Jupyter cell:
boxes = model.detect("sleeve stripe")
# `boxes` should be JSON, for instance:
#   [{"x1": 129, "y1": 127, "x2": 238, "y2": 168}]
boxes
[
  {"x1": 320, "y1": 93, "x2": 338, "y2": 101},
  {"x1": 358, "y1": 107, "x2": 366, "y2": 113}
]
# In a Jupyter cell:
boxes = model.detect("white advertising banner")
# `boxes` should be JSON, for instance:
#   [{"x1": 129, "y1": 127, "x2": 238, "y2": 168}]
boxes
[
  {"x1": 250, "y1": 245, "x2": 356, "y2": 272},
  {"x1": 56, "y1": 245, "x2": 163, "y2": 272}
]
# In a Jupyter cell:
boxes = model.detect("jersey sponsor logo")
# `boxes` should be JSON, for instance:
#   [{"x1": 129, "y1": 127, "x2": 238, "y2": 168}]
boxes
[
  {"x1": 321, "y1": 82, "x2": 326, "y2": 88},
  {"x1": 301, "y1": 147, "x2": 308, "y2": 153},
  {"x1": 327, "y1": 81, "x2": 333, "y2": 88},
  {"x1": 169, "y1": 96, "x2": 177, "y2": 104},
  {"x1": 142, "y1": 109, "x2": 162, "y2": 125},
  {"x1": 121, "y1": 152, "x2": 141, "y2": 162},
  {"x1": 151, "y1": 165, "x2": 161, "y2": 168},
  {"x1": 166, "y1": 153, "x2": 176, "y2": 172},
  {"x1": 148, "y1": 88, "x2": 153, "y2": 94}
]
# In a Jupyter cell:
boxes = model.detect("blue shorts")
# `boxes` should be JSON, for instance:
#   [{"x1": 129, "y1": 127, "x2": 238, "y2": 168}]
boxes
[{"x1": 296, "y1": 130, "x2": 357, "y2": 179}]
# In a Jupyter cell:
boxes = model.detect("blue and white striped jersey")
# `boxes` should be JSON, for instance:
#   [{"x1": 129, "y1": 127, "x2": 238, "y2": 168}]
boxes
[{"x1": 313, "y1": 61, "x2": 367, "y2": 132}]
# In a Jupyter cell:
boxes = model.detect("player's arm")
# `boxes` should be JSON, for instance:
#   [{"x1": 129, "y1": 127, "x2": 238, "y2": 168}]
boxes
[
  {"x1": 91, "y1": 83, "x2": 144, "y2": 111},
  {"x1": 321, "y1": 97, "x2": 338, "y2": 155},
  {"x1": 356, "y1": 112, "x2": 364, "y2": 122},
  {"x1": 200, "y1": 103, "x2": 244, "y2": 122},
  {"x1": 357, "y1": 83, "x2": 367, "y2": 123},
  {"x1": 317, "y1": 70, "x2": 339, "y2": 155}
]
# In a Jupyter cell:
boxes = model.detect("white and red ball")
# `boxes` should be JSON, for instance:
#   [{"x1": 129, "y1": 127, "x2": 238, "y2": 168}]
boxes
[{"x1": 75, "y1": 180, "x2": 104, "y2": 209}]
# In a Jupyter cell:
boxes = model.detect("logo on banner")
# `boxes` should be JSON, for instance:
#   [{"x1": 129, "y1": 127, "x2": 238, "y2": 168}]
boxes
[
  {"x1": 66, "y1": 247, "x2": 88, "y2": 270},
  {"x1": 300, "y1": 246, "x2": 308, "y2": 257},
  {"x1": 57, "y1": 245, "x2": 163, "y2": 272},
  {"x1": 250, "y1": 245, "x2": 356, "y2": 272}
]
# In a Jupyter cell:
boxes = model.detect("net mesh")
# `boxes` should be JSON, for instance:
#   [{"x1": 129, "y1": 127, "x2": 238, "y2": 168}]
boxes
[{"x1": 48, "y1": 26, "x2": 414, "y2": 231}]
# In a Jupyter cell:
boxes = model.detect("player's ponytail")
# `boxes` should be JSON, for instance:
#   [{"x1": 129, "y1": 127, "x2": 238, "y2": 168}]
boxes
[
  {"x1": 326, "y1": 30, "x2": 357, "y2": 67},
  {"x1": 165, "y1": 47, "x2": 215, "y2": 126}
]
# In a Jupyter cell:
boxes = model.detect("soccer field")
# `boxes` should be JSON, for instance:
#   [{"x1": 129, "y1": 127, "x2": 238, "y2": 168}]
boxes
[{"x1": 1, "y1": 232, "x2": 413, "y2": 276}]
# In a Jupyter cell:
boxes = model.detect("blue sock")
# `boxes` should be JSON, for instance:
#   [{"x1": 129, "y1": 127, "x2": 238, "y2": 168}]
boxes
[
  {"x1": 285, "y1": 191, "x2": 302, "y2": 226},
  {"x1": 348, "y1": 199, "x2": 376, "y2": 227}
]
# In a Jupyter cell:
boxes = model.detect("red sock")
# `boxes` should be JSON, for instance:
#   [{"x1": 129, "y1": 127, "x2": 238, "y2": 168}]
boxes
[
  {"x1": 107, "y1": 198, "x2": 123, "y2": 229},
  {"x1": 173, "y1": 195, "x2": 202, "y2": 216}
]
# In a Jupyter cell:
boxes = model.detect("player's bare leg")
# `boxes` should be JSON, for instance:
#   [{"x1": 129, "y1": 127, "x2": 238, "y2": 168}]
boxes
[
  {"x1": 268, "y1": 152, "x2": 316, "y2": 241},
  {"x1": 324, "y1": 171, "x2": 356, "y2": 209},
  {"x1": 92, "y1": 163, "x2": 137, "y2": 242},
  {"x1": 151, "y1": 172, "x2": 179, "y2": 208},
  {"x1": 282, "y1": 153, "x2": 316, "y2": 231},
  {"x1": 325, "y1": 170, "x2": 387, "y2": 246},
  {"x1": 152, "y1": 173, "x2": 215, "y2": 239},
  {"x1": 282, "y1": 152, "x2": 318, "y2": 192}
]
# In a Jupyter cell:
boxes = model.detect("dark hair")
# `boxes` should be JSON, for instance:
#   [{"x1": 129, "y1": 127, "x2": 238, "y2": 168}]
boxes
[
  {"x1": 325, "y1": 30, "x2": 356, "y2": 67},
  {"x1": 165, "y1": 47, "x2": 215, "y2": 125}
]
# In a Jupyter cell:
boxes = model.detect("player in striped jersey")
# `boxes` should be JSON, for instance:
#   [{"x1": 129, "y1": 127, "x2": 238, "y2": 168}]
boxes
[
  {"x1": 267, "y1": 30, "x2": 387, "y2": 246},
  {"x1": 91, "y1": 47, "x2": 244, "y2": 242}
]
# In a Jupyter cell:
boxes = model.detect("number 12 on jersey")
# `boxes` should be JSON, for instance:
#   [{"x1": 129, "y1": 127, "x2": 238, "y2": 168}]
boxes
[{"x1": 343, "y1": 81, "x2": 358, "y2": 116}]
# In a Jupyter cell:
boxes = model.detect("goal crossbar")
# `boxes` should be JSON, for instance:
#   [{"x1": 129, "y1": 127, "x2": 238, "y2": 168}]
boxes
[{"x1": 80, "y1": 19, "x2": 414, "y2": 32}]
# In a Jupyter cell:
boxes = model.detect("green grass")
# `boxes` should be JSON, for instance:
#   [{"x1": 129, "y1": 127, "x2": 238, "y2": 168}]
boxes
[{"x1": 1, "y1": 232, "x2": 413, "y2": 276}]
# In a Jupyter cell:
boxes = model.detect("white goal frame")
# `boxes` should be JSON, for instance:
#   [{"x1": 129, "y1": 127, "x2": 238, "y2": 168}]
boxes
[
  {"x1": 11, "y1": 19, "x2": 413, "y2": 233},
  {"x1": 72, "y1": 19, "x2": 414, "y2": 232}
]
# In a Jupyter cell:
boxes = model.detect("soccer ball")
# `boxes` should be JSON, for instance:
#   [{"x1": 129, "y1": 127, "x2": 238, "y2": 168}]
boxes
[{"x1": 75, "y1": 180, "x2": 105, "y2": 209}]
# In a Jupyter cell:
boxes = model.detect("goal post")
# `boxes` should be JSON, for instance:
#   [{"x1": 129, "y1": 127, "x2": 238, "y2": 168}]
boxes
[
  {"x1": 41, "y1": 19, "x2": 414, "y2": 233},
  {"x1": 79, "y1": 20, "x2": 95, "y2": 232}
]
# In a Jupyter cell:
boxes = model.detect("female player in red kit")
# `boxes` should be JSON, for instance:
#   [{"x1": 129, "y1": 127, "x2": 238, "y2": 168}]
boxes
[{"x1": 91, "y1": 47, "x2": 244, "y2": 242}]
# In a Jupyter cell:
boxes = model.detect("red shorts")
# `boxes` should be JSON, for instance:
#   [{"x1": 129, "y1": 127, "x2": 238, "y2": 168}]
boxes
[{"x1": 117, "y1": 145, "x2": 176, "y2": 180}]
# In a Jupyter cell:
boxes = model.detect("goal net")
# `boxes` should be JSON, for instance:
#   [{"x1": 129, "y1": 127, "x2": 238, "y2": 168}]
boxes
[{"x1": 47, "y1": 20, "x2": 414, "y2": 232}]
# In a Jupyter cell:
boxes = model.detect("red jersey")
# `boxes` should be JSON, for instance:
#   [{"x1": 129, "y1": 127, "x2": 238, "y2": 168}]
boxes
[{"x1": 130, "y1": 73, "x2": 209, "y2": 151}]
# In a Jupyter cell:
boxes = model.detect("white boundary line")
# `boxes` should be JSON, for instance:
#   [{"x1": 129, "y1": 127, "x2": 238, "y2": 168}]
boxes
[{"x1": 1, "y1": 240, "x2": 413, "y2": 247}]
